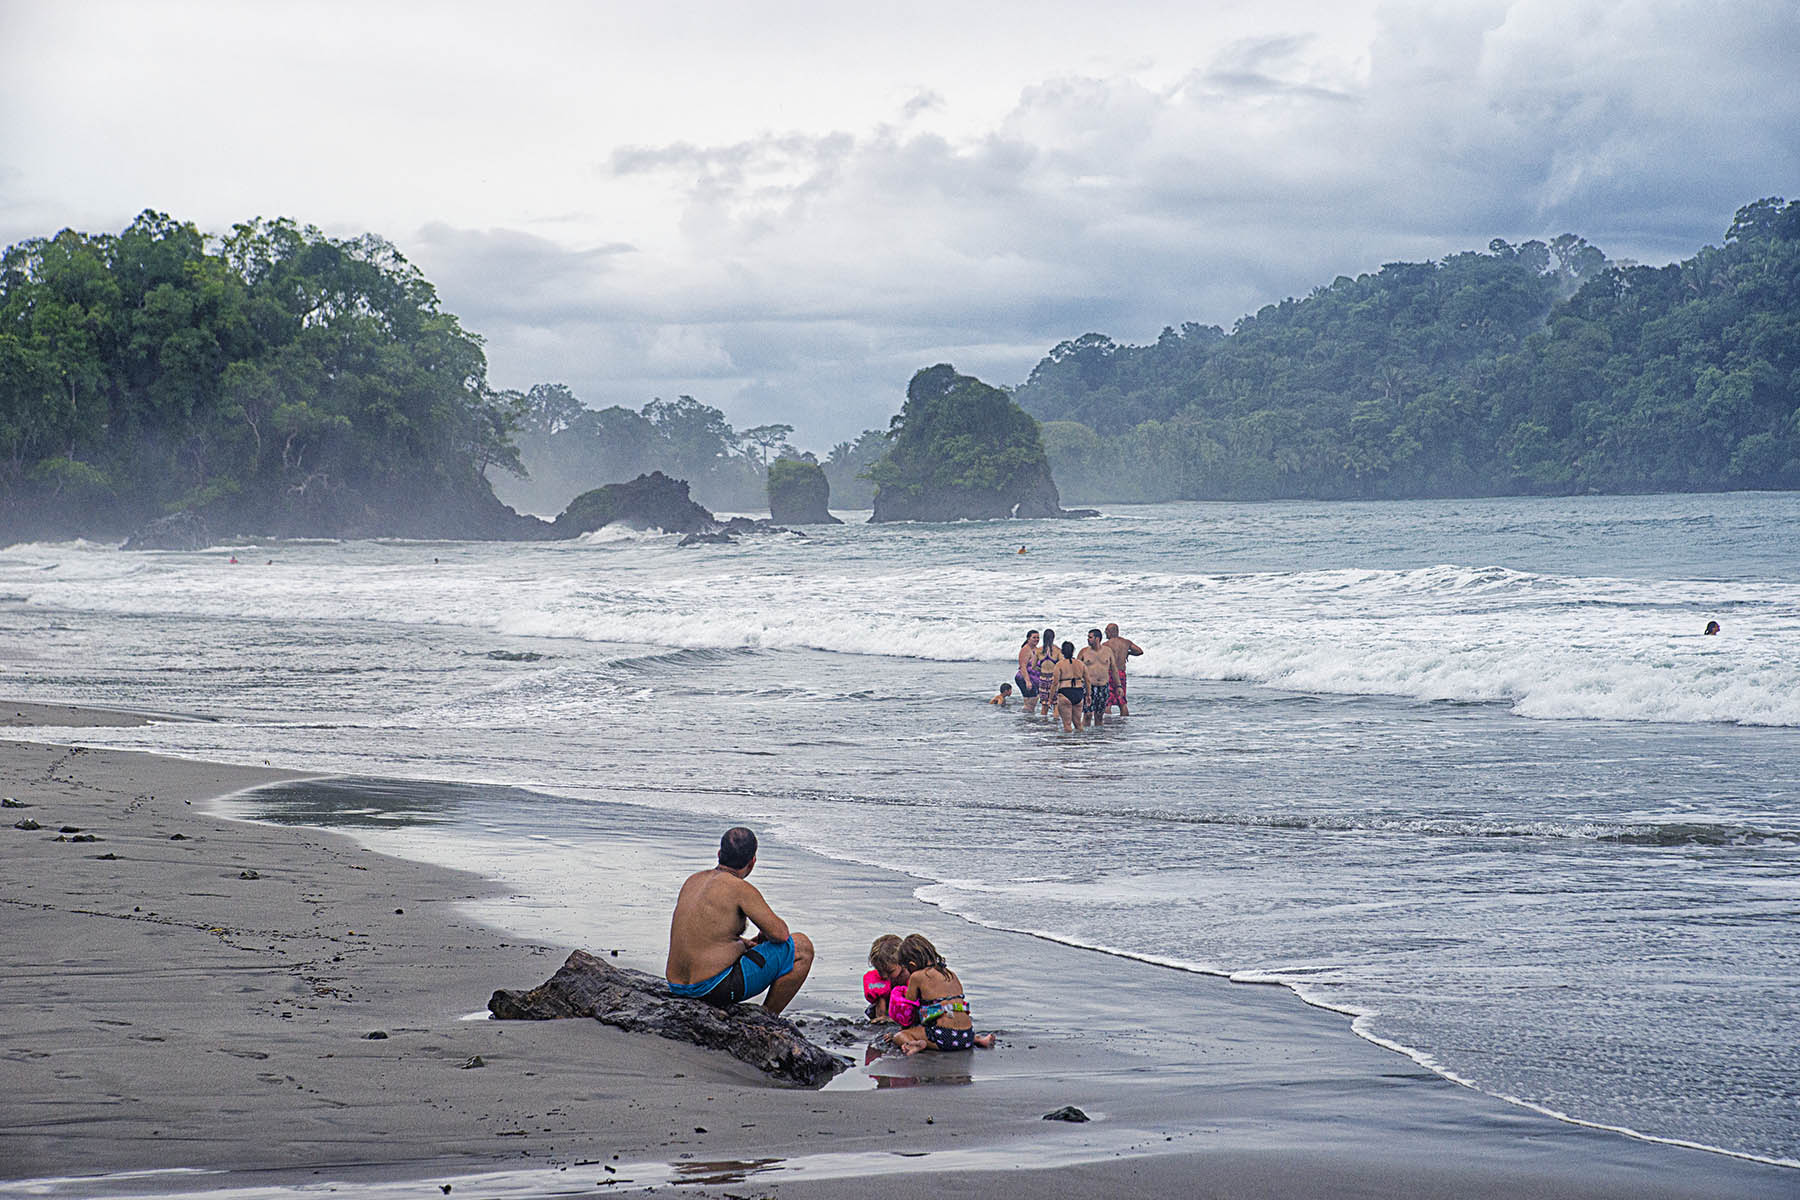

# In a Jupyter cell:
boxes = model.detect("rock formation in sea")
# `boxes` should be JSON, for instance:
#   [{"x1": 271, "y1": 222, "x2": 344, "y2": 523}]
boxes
[
  {"x1": 550, "y1": 471, "x2": 717, "y2": 536},
  {"x1": 118, "y1": 472, "x2": 548, "y2": 549},
  {"x1": 868, "y1": 365, "x2": 1096, "y2": 522},
  {"x1": 489, "y1": 949, "x2": 847, "y2": 1087},
  {"x1": 766, "y1": 458, "x2": 842, "y2": 525},
  {"x1": 121, "y1": 511, "x2": 214, "y2": 551},
  {"x1": 116, "y1": 470, "x2": 804, "y2": 549}
]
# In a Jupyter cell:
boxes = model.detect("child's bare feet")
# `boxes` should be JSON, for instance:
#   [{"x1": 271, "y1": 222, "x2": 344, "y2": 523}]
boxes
[
  {"x1": 975, "y1": 1033, "x2": 996, "y2": 1049},
  {"x1": 901, "y1": 1039, "x2": 925, "y2": 1056}
]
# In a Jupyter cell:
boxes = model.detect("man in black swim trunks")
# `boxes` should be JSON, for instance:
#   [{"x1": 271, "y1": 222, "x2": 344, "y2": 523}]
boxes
[{"x1": 1078, "y1": 628, "x2": 1111, "y2": 726}]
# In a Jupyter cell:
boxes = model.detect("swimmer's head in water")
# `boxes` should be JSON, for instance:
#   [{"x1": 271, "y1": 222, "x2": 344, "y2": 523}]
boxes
[
  {"x1": 1705, "y1": 620, "x2": 1721, "y2": 635},
  {"x1": 1000, "y1": 683, "x2": 1013, "y2": 694},
  {"x1": 718, "y1": 826, "x2": 757, "y2": 870}
]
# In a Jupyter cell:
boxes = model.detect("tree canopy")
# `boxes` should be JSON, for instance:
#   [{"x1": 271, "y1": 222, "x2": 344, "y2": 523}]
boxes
[
  {"x1": 1, "y1": 211, "x2": 527, "y2": 539},
  {"x1": 1016, "y1": 200, "x2": 1800, "y2": 501}
]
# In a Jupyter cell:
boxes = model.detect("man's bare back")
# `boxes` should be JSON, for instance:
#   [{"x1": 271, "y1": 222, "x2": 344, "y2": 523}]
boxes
[
  {"x1": 666, "y1": 867, "x2": 787, "y2": 985},
  {"x1": 665, "y1": 827, "x2": 813, "y2": 1014}
]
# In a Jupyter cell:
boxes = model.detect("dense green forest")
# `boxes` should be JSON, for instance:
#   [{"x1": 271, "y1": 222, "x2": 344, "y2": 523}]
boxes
[
  {"x1": 1017, "y1": 198, "x2": 1800, "y2": 501},
  {"x1": 0, "y1": 211, "x2": 533, "y2": 540}
]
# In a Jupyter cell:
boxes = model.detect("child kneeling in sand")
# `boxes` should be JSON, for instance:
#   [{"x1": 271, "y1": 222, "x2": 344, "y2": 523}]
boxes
[
  {"x1": 889, "y1": 933, "x2": 995, "y2": 1054},
  {"x1": 863, "y1": 934, "x2": 920, "y2": 1026}
]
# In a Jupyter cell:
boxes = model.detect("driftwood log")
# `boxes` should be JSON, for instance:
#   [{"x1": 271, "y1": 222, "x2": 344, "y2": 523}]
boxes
[{"x1": 489, "y1": 949, "x2": 847, "y2": 1087}]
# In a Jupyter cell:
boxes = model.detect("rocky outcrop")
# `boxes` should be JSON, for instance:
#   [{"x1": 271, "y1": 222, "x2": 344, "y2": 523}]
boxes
[
  {"x1": 678, "y1": 518, "x2": 805, "y2": 547},
  {"x1": 550, "y1": 471, "x2": 715, "y2": 536},
  {"x1": 489, "y1": 949, "x2": 847, "y2": 1087},
  {"x1": 869, "y1": 365, "x2": 1095, "y2": 522},
  {"x1": 122, "y1": 510, "x2": 213, "y2": 551},
  {"x1": 767, "y1": 459, "x2": 841, "y2": 525},
  {"x1": 116, "y1": 472, "x2": 552, "y2": 546}
]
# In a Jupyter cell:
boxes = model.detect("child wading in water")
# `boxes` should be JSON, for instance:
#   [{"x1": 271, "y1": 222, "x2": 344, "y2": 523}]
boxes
[
  {"x1": 863, "y1": 935, "x2": 920, "y2": 1026},
  {"x1": 889, "y1": 933, "x2": 995, "y2": 1054}
]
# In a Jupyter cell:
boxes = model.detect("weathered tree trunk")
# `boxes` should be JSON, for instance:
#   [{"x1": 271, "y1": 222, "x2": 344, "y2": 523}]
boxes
[{"x1": 489, "y1": 949, "x2": 847, "y2": 1087}]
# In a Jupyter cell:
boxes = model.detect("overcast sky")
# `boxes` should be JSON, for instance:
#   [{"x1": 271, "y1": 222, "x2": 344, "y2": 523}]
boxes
[{"x1": 4, "y1": 1, "x2": 1797, "y2": 448}]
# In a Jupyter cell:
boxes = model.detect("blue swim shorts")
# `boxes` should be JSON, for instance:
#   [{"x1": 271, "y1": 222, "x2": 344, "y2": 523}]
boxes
[{"x1": 668, "y1": 936, "x2": 797, "y2": 1007}]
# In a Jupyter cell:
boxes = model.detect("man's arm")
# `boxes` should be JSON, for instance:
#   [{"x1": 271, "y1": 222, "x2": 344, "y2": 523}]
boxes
[
  {"x1": 734, "y1": 878, "x2": 792, "y2": 944},
  {"x1": 1127, "y1": 639, "x2": 1143, "y2": 656}
]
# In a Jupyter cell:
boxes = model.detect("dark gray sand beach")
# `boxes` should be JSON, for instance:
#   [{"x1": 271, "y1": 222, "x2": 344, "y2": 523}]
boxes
[{"x1": 2, "y1": 710, "x2": 1794, "y2": 1199}]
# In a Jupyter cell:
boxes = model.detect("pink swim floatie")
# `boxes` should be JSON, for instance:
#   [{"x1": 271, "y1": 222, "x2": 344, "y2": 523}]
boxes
[
  {"x1": 863, "y1": 969, "x2": 893, "y2": 1006},
  {"x1": 887, "y1": 988, "x2": 921, "y2": 1027}
]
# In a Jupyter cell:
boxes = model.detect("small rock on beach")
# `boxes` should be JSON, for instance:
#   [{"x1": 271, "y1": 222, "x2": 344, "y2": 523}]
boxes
[{"x1": 1043, "y1": 1106, "x2": 1091, "y2": 1123}]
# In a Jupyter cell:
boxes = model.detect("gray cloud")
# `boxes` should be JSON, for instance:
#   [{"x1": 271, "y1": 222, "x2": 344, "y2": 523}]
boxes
[{"x1": 413, "y1": 0, "x2": 1800, "y2": 448}]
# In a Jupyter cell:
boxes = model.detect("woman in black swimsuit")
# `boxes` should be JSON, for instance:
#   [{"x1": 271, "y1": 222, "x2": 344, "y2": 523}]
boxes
[{"x1": 1052, "y1": 639, "x2": 1085, "y2": 732}]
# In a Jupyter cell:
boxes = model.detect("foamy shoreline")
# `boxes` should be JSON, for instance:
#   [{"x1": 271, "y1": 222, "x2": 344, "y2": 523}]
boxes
[{"x1": 1, "y1": 706, "x2": 1794, "y2": 1199}]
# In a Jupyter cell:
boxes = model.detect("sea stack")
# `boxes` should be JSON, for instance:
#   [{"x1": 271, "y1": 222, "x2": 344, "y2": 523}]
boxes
[
  {"x1": 869, "y1": 364, "x2": 1090, "y2": 522},
  {"x1": 766, "y1": 458, "x2": 842, "y2": 525},
  {"x1": 550, "y1": 471, "x2": 716, "y2": 536}
]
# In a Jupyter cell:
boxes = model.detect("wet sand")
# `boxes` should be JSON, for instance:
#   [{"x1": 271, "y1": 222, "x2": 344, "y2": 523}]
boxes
[{"x1": 1, "y1": 711, "x2": 1794, "y2": 1199}]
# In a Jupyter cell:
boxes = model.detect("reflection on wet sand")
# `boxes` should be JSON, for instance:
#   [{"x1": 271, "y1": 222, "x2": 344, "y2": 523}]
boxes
[{"x1": 863, "y1": 1041, "x2": 974, "y2": 1088}]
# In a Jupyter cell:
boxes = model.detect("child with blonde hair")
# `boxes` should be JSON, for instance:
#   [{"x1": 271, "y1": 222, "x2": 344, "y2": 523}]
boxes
[{"x1": 862, "y1": 934, "x2": 919, "y2": 1026}]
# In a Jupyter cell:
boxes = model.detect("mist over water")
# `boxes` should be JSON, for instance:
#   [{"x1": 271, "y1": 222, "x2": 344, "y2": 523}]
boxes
[{"x1": 2, "y1": 493, "x2": 1797, "y2": 1164}]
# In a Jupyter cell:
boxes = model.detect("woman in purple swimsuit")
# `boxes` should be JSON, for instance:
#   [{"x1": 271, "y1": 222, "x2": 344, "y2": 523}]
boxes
[{"x1": 1014, "y1": 629, "x2": 1042, "y2": 700}]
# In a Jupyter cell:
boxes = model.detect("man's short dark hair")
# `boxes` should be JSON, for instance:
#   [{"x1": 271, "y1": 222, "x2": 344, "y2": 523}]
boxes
[
  {"x1": 719, "y1": 826, "x2": 757, "y2": 870},
  {"x1": 1088, "y1": 628, "x2": 1103, "y2": 640}
]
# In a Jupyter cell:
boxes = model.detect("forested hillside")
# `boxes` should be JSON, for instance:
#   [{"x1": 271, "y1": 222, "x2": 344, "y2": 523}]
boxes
[
  {"x1": 1018, "y1": 198, "x2": 1800, "y2": 501},
  {"x1": 0, "y1": 212, "x2": 531, "y2": 541}
]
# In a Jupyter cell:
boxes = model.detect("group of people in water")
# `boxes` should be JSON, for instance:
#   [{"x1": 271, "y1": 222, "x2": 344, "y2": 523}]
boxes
[
  {"x1": 996, "y1": 622, "x2": 1144, "y2": 732},
  {"x1": 665, "y1": 827, "x2": 994, "y2": 1055}
]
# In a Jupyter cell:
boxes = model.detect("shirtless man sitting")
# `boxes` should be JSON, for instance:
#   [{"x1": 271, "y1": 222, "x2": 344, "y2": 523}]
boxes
[
  {"x1": 1102, "y1": 622, "x2": 1144, "y2": 716},
  {"x1": 666, "y1": 827, "x2": 814, "y2": 1014}
]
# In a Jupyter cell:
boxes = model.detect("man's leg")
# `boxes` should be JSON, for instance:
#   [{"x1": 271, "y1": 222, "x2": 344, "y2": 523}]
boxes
[{"x1": 762, "y1": 931, "x2": 814, "y2": 1015}]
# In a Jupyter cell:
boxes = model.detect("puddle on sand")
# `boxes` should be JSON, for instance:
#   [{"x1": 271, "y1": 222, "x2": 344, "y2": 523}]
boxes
[
  {"x1": 668, "y1": 1157, "x2": 783, "y2": 1185},
  {"x1": 824, "y1": 1042, "x2": 976, "y2": 1090},
  {"x1": 0, "y1": 1129, "x2": 1173, "y2": 1199}
]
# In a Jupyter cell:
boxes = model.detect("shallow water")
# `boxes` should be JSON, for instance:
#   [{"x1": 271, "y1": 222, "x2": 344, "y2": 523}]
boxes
[{"x1": 2, "y1": 493, "x2": 1797, "y2": 1163}]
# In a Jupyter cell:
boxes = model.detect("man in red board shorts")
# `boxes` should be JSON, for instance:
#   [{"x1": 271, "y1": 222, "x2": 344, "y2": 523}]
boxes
[{"x1": 1102, "y1": 622, "x2": 1143, "y2": 716}]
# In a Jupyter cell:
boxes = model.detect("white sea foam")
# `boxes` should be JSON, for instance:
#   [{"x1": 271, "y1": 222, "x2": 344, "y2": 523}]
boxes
[
  {"x1": 577, "y1": 523, "x2": 672, "y2": 545},
  {"x1": 5, "y1": 529, "x2": 1797, "y2": 727}
]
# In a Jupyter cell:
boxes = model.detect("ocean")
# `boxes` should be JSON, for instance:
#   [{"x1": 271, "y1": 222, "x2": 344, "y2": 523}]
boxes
[{"x1": 2, "y1": 492, "x2": 1796, "y2": 1166}]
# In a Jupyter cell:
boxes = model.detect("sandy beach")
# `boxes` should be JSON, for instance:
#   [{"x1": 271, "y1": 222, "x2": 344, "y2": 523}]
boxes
[{"x1": 2, "y1": 708, "x2": 1794, "y2": 1199}]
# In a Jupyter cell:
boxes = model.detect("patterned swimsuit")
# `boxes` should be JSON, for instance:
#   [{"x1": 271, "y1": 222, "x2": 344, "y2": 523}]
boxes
[{"x1": 920, "y1": 993, "x2": 976, "y2": 1051}]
